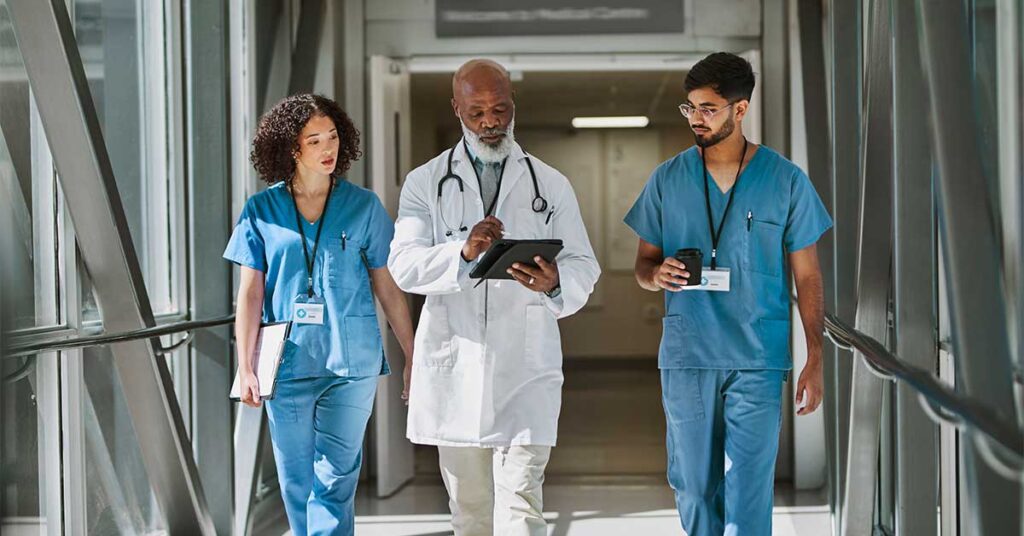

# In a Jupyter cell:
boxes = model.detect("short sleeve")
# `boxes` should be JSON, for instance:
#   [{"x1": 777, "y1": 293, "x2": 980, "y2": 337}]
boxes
[
  {"x1": 223, "y1": 199, "x2": 268, "y2": 272},
  {"x1": 784, "y1": 170, "x2": 833, "y2": 252},
  {"x1": 363, "y1": 194, "x2": 395, "y2": 269},
  {"x1": 623, "y1": 168, "x2": 665, "y2": 249}
]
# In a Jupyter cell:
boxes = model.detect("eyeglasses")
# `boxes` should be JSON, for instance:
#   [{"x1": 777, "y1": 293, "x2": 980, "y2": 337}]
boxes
[{"x1": 678, "y1": 102, "x2": 734, "y2": 121}]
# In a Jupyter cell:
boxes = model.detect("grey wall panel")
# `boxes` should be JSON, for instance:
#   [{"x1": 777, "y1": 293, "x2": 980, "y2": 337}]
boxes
[
  {"x1": 797, "y1": 0, "x2": 835, "y2": 504},
  {"x1": 185, "y1": 0, "x2": 234, "y2": 533}
]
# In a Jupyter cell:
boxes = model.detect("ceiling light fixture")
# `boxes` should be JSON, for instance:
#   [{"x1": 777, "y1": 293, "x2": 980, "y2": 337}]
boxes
[{"x1": 571, "y1": 116, "x2": 650, "y2": 129}]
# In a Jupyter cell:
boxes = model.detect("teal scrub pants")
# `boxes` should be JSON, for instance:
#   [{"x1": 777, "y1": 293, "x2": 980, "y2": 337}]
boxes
[
  {"x1": 266, "y1": 375, "x2": 378, "y2": 536},
  {"x1": 661, "y1": 368, "x2": 786, "y2": 536}
]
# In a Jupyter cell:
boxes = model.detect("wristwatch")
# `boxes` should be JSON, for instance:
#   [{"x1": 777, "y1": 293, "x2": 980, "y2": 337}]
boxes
[{"x1": 544, "y1": 284, "x2": 562, "y2": 299}]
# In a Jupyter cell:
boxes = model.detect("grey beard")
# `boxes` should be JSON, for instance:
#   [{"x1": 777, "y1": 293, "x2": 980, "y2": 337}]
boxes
[{"x1": 461, "y1": 118, "x2": 516, "y2": 163}]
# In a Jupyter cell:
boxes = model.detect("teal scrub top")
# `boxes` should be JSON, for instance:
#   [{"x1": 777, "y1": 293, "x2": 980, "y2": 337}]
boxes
[
  {"x1": 223, "y1": 180, "x2": 394, "y2": 380},
  {"x1": 624, "y1": 146, "x2": 833, "y2": 370}
]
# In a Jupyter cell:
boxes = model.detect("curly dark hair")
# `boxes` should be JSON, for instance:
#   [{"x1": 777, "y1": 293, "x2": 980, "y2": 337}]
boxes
[{"x1": 250, "y1": 93, "x2": 362, "y2": 186}]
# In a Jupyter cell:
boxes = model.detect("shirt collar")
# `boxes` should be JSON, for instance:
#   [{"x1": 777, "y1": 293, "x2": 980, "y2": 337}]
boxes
[{"x1": 463, "y1": 140, "x2": 504, "y2": 171}]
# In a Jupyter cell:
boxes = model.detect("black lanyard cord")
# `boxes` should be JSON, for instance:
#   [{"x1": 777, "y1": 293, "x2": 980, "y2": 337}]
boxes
[
  {"x1": 291, "y1": 180, "x2": 335, "y2": 297},
  {"x1": 702, "y1": 137, "x2": 748, "y2": 270}
]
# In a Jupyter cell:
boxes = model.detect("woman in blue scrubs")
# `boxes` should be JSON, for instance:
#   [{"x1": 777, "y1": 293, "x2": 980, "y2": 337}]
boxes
[{"x1": 224, "y1": 94, "x2": 414, "y2": 536}]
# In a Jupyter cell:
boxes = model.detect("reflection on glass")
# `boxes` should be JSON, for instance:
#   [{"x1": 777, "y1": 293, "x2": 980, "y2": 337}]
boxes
[
  {"x1": 0, "y1": 1, "x2": 61, "y2": 330},
  {"x1": 0, "y1": 354, "x2": 48, "y2": 533}
]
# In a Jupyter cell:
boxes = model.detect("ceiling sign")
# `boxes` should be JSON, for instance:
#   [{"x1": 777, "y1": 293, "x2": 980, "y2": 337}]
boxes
[{"x1": 436, "y1": 0, "x2": 685, "y2": 37}]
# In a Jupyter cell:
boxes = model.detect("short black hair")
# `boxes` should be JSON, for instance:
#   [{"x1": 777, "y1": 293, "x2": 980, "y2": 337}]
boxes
[
  {"x1": 250, "y1": 93, "x2": 362, "y2": 187},
  {"x1": 684, "y1": 52, "x2": 755, "y2": 102}
]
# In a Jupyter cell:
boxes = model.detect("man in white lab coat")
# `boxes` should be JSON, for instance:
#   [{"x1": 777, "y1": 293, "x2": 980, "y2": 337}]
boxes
[{"x1": 388, "y1": 59, "x2": 601, "y2": 535}]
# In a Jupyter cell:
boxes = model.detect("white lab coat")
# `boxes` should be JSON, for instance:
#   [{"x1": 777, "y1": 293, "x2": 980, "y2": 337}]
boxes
[{"x1": 389, "y1": 140, "x2": 601, "y2": 447}]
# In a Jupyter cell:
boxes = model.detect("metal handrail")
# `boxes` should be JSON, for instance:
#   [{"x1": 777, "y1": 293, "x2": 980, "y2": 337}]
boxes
[
  {"x1": 2, "y1": 314, "x2": 235, "y2": 359},
  {"x1": 824, "y1": 310, "x2": 1023, "y2": 460}
]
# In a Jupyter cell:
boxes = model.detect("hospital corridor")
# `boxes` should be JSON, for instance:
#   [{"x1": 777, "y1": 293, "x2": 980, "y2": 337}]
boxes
[{"x1": 2, "y1": 1, "x2": 1022, "y2": 536}]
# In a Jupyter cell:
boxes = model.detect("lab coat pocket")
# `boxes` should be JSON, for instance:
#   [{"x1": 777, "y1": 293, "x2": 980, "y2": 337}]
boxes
[
  {"x1": 524, "y1": 304, "x2": 560, "y2": 368},
  {"x1": 418, "y1": 305, "x2": 454, "y2": 367},
  {"x1": 747, "y1": 219, "x2": 784, "y2": 277},
  {"x1": 326, "y1": 237, "x2": 365, "y2": 289},
  {"x1": 512, "y1": 208, "x2": 551, "y2": 239},
  {"x1": 344, "y1": 315, "x2": 383, "y2": 364},
  {"x1": 756, "y1": 318, "x2": 791, "y2": 361}
]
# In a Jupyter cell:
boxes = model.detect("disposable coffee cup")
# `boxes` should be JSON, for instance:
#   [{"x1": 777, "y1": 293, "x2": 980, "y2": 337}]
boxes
[{"x1": 673, "y1": 248, "x2": 703, "y2": 287}]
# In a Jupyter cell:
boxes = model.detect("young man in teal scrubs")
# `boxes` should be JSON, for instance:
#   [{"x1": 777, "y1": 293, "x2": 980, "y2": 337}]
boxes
[{"x1": 625, "y1": 52, "x2": 833, "y2": 535}]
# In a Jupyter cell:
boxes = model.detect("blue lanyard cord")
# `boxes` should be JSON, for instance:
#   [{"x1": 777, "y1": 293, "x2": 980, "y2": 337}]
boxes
[
  {"x1": 701, "y1": 137, "x2": 748, "y2": 270},
  {"x1": 291, "y1": 180, "x2": 335, "y2": 297}
]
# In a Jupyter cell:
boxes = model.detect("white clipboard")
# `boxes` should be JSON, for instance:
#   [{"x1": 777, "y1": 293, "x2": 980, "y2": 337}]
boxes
[{"x1": 229, "y1": 321, "x2": 292, "y2": 401}]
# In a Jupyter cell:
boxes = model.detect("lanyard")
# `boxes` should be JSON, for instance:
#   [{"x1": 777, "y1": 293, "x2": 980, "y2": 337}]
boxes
[
  {"x1": 291, "y1": 181, "x2": 334, "y2": 297},
  {"x1": 701, "y1": 137, "x2": 748, "y2": 270},
  {"x1": 464, "y1": 140, "x2": 507, "y2": 216}
]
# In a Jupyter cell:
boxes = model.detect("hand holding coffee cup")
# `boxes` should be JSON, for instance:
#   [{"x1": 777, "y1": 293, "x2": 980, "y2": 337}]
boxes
[
  {"x1": 653, "y1": 249, "x2": 701, "y2": 292},
  {"x1": 673, "y1": 249, "x2": 703, "y2": 286}
]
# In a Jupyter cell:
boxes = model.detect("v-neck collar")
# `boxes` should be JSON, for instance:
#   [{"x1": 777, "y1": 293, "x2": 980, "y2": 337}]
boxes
[
  {"x1": 699, "y1": 145, "x2": 764, "y2": 196},
  {"x1": 287, "y1": 181, "x2": 338, "y2": 226}
]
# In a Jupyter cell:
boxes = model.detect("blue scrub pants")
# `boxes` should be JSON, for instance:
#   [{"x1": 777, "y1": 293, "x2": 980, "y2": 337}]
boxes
[
  {"x1": 661, "y1": 368, "x2": 786, "y2": 536},
  {"x1": 266, "y1": 375, "x2": 378, "y2": 536}
]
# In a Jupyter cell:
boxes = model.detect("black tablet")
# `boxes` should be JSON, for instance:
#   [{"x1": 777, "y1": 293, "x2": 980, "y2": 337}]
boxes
[{"x1": 469, "y1": 239, "x2": 564, "y2": 280}]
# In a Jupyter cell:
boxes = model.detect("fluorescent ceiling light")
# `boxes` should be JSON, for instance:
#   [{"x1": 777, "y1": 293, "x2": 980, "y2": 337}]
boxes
[{"x1": 571, "y1": 116, "x2": 650, "y2": 129}]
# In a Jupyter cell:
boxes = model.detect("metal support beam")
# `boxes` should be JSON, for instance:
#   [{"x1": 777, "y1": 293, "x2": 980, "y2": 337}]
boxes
[
  {"x1": 185, "y1": 0, "x2": 234, "y2": 533},
  {"x1": 288, "y1": 0, "x2": 326, "y2": 95},
  {"x1": 841, "y1": 0, "x2": 893, "y2": 534},
  {"x1": 892, "y1": 0, "x2": 939, "y2": 533},
  {"x1": 4, "y1": 0, "x2": 214, "y2": 533},
  {"x1": 826, "y1": 0, "x2": 862, "y2": 529},
  {"x1": 917, "y1": 1, "x2": 1023, "y2": 534}
]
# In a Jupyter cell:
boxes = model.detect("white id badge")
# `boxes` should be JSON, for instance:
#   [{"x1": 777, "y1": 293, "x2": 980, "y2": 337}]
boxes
[
  {"x1": 293, "y1": 296, "x2": 325, "y2": 325},
  {"x1": 682, "y1": 267, "x2": 731, "y2": 292}
]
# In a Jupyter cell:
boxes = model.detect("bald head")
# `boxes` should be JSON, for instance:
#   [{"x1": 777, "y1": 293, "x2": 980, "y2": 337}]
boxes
[
  {"x1": 451, "y1": 59, "x2": 515, "y2": 149},
  {"x1": 452, "y1": 59, "x2": 512, "y2": 99}
]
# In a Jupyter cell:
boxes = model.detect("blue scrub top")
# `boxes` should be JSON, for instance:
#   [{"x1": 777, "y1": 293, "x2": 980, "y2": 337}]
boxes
[
  {"x1": 624, "y1": 146, "x2": 833, "y2": 370},
  {"x1": 224, "y1": 180, "x2": 394, "y2": 380}
]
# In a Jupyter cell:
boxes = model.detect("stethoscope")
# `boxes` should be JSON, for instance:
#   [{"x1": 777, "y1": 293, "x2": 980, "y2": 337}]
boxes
[{"x1": 437, "y1": 140, "x2": 548, "y2": 237}]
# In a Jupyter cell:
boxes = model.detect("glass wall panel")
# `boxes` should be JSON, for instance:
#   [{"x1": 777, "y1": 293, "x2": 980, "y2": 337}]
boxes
[
  {"x1": 0, "y1": 2, "x2": 62, "y2": 331},
  {"x1": 0, "y1": 354, "x2": 54, "y2": 535},
  {"x1": 81, "y1": 345, "x2": 166, "y2": 534},
  {"x1": 74, "y1": 0, "x2": 180, "y2": 317}
]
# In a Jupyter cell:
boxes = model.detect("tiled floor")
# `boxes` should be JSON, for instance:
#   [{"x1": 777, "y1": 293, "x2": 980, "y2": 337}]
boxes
[{"x1": 352, "y1": 478, "x2": 830, "y2": 535}]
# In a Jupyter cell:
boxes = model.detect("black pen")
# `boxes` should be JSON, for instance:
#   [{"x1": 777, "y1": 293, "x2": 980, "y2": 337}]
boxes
[
  {"x1": 545, "y1": 207, "x2": 555, "y2": 225},
  {"x1": 746, "y1": 211, "x2": 752, "y2": 231},
  {"x1": 342, "y1": 231, "x2": 347, "y2": 250}
]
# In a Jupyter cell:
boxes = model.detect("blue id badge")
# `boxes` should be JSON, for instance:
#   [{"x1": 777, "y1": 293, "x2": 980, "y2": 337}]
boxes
[{"x1": 293, "y1": 294, "x2": 325, "y2": 325}]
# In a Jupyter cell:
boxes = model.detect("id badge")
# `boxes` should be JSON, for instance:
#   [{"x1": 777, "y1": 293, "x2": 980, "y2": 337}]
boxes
[
  {"x1": 682, "y1": 267, "x2": 731, "y2": 292},
  {"x1": 293, "y1": 294, "x2": 325, "y2": 324}
]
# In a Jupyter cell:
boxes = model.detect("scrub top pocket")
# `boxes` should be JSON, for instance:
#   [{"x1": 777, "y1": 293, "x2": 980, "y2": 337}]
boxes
[
  {"x1": 747, "y1": 219, "x2": 784, "y2": 277},
  {"x1": 326, "y1": 236, "x2": 366, "y2": 289}
]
